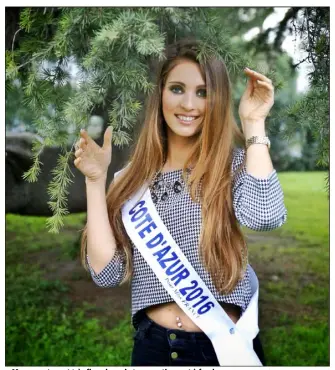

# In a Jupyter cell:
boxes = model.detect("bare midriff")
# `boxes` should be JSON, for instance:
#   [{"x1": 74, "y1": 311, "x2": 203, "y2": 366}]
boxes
[{"x1": 145, "y1": 301, "x2": 241, "y2": 332}]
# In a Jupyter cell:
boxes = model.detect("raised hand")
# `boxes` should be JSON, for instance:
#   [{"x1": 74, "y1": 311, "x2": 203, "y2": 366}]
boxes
[
  {"x1": 73, "y1": 126, "x2": 113, "y2": 183},
  {"x1": 238, "y1": 68, "x2": 275, "y2": 124}
]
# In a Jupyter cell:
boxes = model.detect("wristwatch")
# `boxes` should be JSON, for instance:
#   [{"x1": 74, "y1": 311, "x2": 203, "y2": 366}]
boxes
[{"x1": 246, "y1": 136, "x2": 271, "y2": 150}]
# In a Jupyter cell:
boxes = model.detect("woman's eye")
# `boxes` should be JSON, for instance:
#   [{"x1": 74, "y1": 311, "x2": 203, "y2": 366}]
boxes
[
  {"x1": 170, "y1": 86, "x2": 183, "y2": 94},
  {"x1": 197, "y1": 89, "x2": 207, "y2": 98},
  {"x1": 169, "y1": 85, "x2": 206, "y2": 97}
]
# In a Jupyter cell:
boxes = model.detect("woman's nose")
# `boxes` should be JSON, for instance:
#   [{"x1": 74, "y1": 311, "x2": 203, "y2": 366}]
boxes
[{"x1": 180, "y1": 93, "x2": 196, "y2": 111}]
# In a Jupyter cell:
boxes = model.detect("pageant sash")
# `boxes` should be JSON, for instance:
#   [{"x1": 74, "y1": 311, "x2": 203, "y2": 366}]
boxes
[{"x1": 120, "y1": 181, "x2": 262, "y2": 366}]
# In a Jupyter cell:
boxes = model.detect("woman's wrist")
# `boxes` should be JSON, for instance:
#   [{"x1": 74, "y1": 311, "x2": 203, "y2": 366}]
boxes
[
  {"x1": 243, "y1": 128, "x2": 267, "y2": 142},
  {"x1": 241, "y1": 120, "x2": 266, "y2": 141},
  {"x1": 85, "y1": 174, "x2": 107, "y2": 187}
]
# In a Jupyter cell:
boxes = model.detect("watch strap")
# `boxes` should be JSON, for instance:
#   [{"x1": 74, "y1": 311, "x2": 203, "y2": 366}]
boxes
[{"x1": 246, "y1": 136, "x2": 271, "y2": 150}]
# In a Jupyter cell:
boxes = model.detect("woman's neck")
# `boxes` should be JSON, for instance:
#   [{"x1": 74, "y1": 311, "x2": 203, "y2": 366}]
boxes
[{"x1": 163, "y1": 132, "x2": 196, "y2": 172}]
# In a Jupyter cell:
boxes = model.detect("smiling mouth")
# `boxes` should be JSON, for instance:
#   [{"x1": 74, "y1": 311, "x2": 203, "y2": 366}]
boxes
[{"x1": 175, "y1": 114, "x2": 199, "y2": 123}]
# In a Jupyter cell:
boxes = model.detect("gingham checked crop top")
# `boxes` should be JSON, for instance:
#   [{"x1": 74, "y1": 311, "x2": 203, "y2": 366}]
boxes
[{"x1": 86, "y1": 147, "x2": 287, "y2": 328}]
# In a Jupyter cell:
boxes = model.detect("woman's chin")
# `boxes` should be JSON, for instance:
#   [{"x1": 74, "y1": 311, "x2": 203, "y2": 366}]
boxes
[
  {"x1": 168, "y1": 125, "x2": 200, "y2": 139},
  {"x1": 172, "y1": 131, "x2": 198, "y2": 139}
]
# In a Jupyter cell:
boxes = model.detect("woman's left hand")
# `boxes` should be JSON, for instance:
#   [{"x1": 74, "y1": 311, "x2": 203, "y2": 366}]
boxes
[{"x1": 238, "y1": 68, "x2": 274, "y2": 123}]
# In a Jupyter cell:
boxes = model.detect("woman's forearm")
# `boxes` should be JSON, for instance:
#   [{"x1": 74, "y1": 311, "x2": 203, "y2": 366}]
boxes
[
  {"x1": 85, "y1": 175, "x2": 118, "y2": 274},
  {"x1": 243, "y1": 120, "x2": 274, "y2": 179}
]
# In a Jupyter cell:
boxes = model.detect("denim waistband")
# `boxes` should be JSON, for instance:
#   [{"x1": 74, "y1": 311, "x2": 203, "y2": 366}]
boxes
[{"x1": 134, "y1": 312, "x2": 265, "y2": 366}]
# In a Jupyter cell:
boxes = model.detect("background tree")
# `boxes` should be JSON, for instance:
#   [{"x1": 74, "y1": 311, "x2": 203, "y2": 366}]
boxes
[{"x1": 247, "y1": 7, "x2": 329, "y2": 190}]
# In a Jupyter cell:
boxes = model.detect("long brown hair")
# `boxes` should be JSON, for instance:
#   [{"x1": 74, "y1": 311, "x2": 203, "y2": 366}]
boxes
[{"x1": 80, "y1": 39, "x2": 247, "y2": 293}]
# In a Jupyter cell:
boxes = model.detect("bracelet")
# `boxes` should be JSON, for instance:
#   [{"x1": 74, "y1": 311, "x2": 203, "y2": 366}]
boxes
[{"x1": 246, "y1": 136, "x2": 271, "y2": 150}]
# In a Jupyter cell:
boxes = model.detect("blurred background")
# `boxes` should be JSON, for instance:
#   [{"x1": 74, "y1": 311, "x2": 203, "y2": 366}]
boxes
[{"x1": 5, "y1": 7, "x2": 329, "y2": 366}]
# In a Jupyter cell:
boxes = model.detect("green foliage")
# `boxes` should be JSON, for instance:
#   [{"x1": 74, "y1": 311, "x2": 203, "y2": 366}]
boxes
[
  {"x1": 6, "y1": 50, "x2": 19, "y2": 80},
  {"x1": 282, "y1": 86, "x2": 329, "y2": 169},
  {"x1": 262, "y1": 8, "x2": 329, "y2": 184},
  {"x1": 5, "y1": 80, "x2": 36, "y2": 132},
  {"x1": 214, "y1": 8, "x2": 276, "y2": 37},
  {"x1": 239, "y1": 8, "x2": 329, "y2": 183},
  {"x1": 46, "y1": 151, "x2": 75, "y2": 233},
  {"x1": 21, "y1": 140, "x2": 44, "y2": 182}
]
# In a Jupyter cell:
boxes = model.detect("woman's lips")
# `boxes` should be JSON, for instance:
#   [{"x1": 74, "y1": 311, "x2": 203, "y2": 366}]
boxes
[{"x1": 175, "y1": 114, "x2": 199, "y2": 125}]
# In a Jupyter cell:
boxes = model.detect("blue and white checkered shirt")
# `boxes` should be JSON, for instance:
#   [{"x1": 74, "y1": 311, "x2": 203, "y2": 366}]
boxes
[{"x1": 86, "y1": 148, "x2": 287, "y2": 327}]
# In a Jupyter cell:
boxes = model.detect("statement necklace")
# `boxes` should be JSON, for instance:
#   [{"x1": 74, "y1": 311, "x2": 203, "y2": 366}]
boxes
[{"x1": 149, "y1": 168, "x2": 191, "y2": 204}]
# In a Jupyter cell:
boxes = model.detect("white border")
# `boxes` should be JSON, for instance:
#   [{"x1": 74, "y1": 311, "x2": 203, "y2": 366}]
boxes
[{"x1": 3, "y1": 4, "x2": 332, "y2": 369}]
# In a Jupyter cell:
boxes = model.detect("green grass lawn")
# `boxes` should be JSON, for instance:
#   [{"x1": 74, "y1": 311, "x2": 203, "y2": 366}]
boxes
[
  {"x1": 6, "y1": 213, "x2": 133, "y2": 366},
  {"x1": 277, "y1": 172, "x2": 329, "y2": 246},
  {"x1": 5, "y1": 171, "x2": 329, "y2": 366}
]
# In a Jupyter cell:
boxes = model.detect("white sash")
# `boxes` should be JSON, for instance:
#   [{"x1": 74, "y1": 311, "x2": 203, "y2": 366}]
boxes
[{"x1": 121, "y1": 182, "x2": 262, "y2": 366}]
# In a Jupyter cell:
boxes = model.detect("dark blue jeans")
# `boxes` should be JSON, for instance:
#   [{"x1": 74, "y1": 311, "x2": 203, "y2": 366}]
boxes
[{"x1": 131, "y1": 313, "x2": 265, "y2": 366}]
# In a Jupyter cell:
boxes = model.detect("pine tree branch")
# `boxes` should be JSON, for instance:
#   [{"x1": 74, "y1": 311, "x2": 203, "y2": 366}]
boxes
[
  {"x1": 12, "y1": 27, "x2": 22, "y2": 54},
  {"x1": 46, "y1": 150, "x2": 74, "y2": 233},
  {"x1": 292, "y1": 56, "x2": 310, "y2": 68},
  {"x1": 16, "y1": 44, "x2": 54, "y2": 71}
]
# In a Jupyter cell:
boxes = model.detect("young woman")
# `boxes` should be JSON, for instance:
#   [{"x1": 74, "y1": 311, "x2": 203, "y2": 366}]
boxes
[{"x1": 74, "y1": 39, "x2": 287, "y2": 366}]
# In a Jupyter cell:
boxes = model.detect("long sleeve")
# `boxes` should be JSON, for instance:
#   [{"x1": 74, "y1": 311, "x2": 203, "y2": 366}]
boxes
[
  {"x1": 86, "y1": 248, "x2": 127, "y2": 287},
  {"x1": 232, "y1": 147, "x2": 287, "y2": 231}
]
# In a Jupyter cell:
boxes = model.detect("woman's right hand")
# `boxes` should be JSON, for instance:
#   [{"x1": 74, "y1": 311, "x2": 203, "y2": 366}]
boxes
[{"x1": 73, "y1": 126, "x2": 113, "y2": 183}]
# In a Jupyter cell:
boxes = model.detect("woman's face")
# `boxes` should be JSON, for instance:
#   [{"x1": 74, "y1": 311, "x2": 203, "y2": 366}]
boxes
[{"x1": 162, "y1": 60, "x2": 206, "y2": 140}]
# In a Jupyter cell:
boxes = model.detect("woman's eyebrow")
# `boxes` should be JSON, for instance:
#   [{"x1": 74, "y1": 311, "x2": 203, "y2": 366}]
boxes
[{"x1": 167, "y1": 81, "x2": 206, "y2": 88}]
